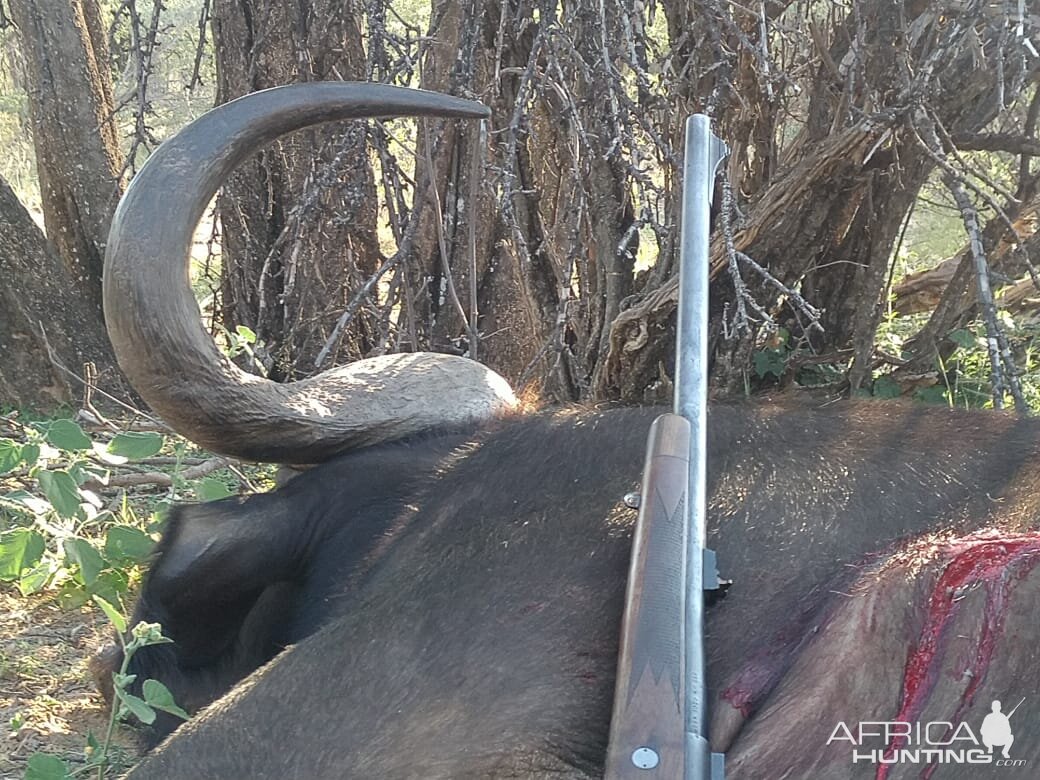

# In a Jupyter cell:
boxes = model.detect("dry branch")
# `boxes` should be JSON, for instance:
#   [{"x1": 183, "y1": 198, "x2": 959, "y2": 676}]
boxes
[{"x1": 83, "y1": 457, "x2": 232, "y2": 491}]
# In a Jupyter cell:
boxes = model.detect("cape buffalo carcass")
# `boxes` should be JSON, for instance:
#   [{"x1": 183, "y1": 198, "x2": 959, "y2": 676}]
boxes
[{"x1": 95, "y1": 84, "x2": 1040, "y2": 779}]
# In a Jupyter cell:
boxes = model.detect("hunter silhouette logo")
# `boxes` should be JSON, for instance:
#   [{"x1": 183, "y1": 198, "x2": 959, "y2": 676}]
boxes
[
  {"x1": 827, "y1": 697, "x2": 1028, "y2": 770},
  {"x1": 981, "y1": 698, "x2": 1023, "y2": 760}
]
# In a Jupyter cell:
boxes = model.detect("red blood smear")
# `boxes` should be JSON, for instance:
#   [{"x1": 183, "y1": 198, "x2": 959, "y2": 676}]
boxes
[{"x1": 876, "y1": 532, "x2": 1040, "y2": 780}]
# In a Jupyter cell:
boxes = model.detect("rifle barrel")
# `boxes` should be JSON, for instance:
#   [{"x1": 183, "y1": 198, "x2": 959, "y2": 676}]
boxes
[{"x1": 675, "y1": 114, "x2": 727, "y2": 780}]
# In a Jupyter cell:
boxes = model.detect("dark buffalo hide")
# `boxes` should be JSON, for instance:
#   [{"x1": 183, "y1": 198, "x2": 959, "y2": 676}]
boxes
[{"x1": 96, "y1": 401, "x2": 1040, "y2": 778}]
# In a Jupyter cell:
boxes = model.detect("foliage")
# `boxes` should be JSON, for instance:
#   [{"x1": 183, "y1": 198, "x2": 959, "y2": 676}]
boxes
[
  {"x1": 2, "y1": 420, "x2": 152, "y2": 606},
  {"x1": 0, "y1": 0, "x2": 215, "y2": 210},
  {"x1": 4, "y1": 0, "x2": 1040, "y2": 405},
  {"x1": 23, "y1": 612, "x2": 188, "y2": 779},
  {"x1": 0, "y1": 411, "x2": 268, "y2": 776},
  {"x1": 0, "y1": 414, "x2": 261, "y2": 603},
  {"x1": 747, "y1": 314, "x2": 1038, "y2": 413}
]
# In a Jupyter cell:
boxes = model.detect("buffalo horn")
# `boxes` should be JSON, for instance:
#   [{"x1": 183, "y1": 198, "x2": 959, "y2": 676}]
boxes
[{"x1": 104, "y1": 83, "x2": 516, "y2": 463}]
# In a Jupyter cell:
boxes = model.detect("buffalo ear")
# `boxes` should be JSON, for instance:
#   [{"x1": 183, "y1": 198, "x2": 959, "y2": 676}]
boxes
[
  {"x1": 129, "y1": 496, "x2": 306, "y2": 673},
  {"x1": 147, "y1": 495, "x2": 301, "y2": 615}
]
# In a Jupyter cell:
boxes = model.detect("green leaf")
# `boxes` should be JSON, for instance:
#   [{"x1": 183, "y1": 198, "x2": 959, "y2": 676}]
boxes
[
  {"x1": 235, "y1": 325, "x2": 257, "y2": 343},
  {"x1": 105, "y1": 525, "x2": 154, "y2": 564},
  {"x1": 0, "y1": 439, "x2": 21, "y2": 474},
  {"x1": 948, "y1": 328, "x2": 977, "y2": 350},
  {"x1": 18, "y1": 562, "x2": 52, "y2": 596},
  {"x1": 0, "y1": 529, "x2": 46, "y2": 581},
  {"x1": 23, "y1": 753, "x2": 71, "y2": 780},
  {"x1": 115, "y1": 689, "x2": 156, "y2": 725},
  {"x1": 142, "y1": 679, "x2": 190, "y2": 720},
  {"x1": 84, "y1": 731, "x2": 103, "y2": 767},
  {"x1": 195, "y1": 477, "x2": 233, "y2": 501},
  {"x1": 56, "y1": 582, "x2": 90, "y2": 610},
  {"x1": 872, "y1": 375, "x2": 901, "y2": 400},
  {"x1": 19, "y1": 443, "x2": 40, "y2": 470},
  {"x1": 129, "y1": 621, "x2": 174, "y2": 649},
  {"x1": 37, "y1": 470, "x2": 82, "y2": 518},
  {"x1": 62, "y1": 538, "x2": 105, "y2": 586},
  {"x1": 89, "y1": 568, "x2": 131, "y2": 604},
  {"x1": 45, "y1": 419, "x2": 93, "y2": 452},
  {"x1": 66, "y1": 463, "x2": 94, "y2": 487},
  {"x1": 112, "y1": 672, "x2": 137, "y2": 689},
  {"x1": 752, "y1": 349, "x2": 786, "y2": 379},
  {"x1": 92, "y1": 595, "x2": 127, "y2": 634},
  {"x1": 107, "y1": 431, "x2": 164, "y2": 461},
  {"x1": 914, "y1": 385, "x2": 949, "y2": 405}
]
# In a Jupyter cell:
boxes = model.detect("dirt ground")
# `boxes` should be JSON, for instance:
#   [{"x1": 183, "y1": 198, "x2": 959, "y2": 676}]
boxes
[{"x1": 0, "y1": 590, "x2": 139, "y2": 779}]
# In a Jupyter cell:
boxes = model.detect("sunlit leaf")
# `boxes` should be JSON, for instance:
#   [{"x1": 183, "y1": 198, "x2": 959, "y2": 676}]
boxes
[
  {"x1": 92, "y1": 440, "x2": 127, "y2": 465},
  {"x1": 18, "y1": 562, "x2": 52, "y2": 596},
  {"x1": 0, "y1": 529, "x2": 46, "y2": 581},
  {"x1": 37, "y1": 470, "x2": 82, "y2": 518},
  {"x1": 107, "y1": 432, "x2": 164, "y2": 461},
  {"x1": 56, "y1": 582, "x2": 90, "y2": 610},
  {"x1": 1, "y1": 490, "x2": 51, "y2": 516},
  {"x1": 235, "y1": 325, "x2": 257, "y2": 343},
  {"x1": 45, "y1": 420, "x2": 93, "y2": 452},
  {"x1": 62, "y1": 538, "x2": 105, "y2": 586}
]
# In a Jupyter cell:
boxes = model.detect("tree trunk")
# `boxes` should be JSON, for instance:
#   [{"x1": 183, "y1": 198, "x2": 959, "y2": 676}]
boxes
[
  {"x1": 412, "y1": 0, "x2": 555, "y2": 394},
  {"x1": 411, "y1": 0, "x2": 640, "y2": 402},
  {"x1": 599, "y1": 0, "x2": 1020, "y2": 401},
  {"x1": 0, "y1": 176, "x2": 124, "y2": 410},
  {"x1": 9, "y1": 0, "x2": 122, "y2": 310},
  {"x1": 211, "y1": 0, "x2": 380, "y2": 379},
  {"x1": 189, "y1": 0, "x2": 1032, "y2": 407}
]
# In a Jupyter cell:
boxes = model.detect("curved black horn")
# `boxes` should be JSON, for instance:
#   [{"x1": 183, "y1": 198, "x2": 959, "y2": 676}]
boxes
[{"x1": 104, "y1": 83, "x2": 515, "y2": 463}]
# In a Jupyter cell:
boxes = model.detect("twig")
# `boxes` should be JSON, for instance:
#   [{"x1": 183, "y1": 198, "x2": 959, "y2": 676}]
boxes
[
  {"x1": 33, "y1": 324, "x2": 164, "y2": 427},
  {"x1": 946, "y1": 177, "x2": 1027, "y2": 412},
  {"x1": 83, "y1": 457, "x2": 231, "y2": 490},
  {"x1": 187, "y1": 0, "x2": 211, "y2": 90},
  {"x1": 421, "y1": 118, "x2": 473, "y2": 341},
  {"x1": 917, "y1": 110, "x2": 1026, "y2": 411}
]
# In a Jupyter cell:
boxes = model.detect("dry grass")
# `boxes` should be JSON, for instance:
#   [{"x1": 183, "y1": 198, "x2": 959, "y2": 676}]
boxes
[{"x1": 0, "y1": 590, "x2": 139, "y2": 779}]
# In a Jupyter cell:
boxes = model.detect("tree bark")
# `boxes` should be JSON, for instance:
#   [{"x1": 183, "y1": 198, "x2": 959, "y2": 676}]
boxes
[
  {"x1": 185, "y1": 0, "x2": 1033, "y2": 407},
  {"x1": 211, "y1": 0, "x2": 380, "y2": 379},
  {"x1": 598, "y1": 0, "x2": 1019, "y2": 401},
  {"x1": 9, "y1": 0, "x2": 122, "y2": 309},
  {"x1": 0, "y1": 176, "x2": 124, "y2": 409},
  {"x1": 412, "y1": 0, "x2": 640, "y2": 402},
  {"x1": 412, "y1": 0, "x2": 556, "y2": 395}
]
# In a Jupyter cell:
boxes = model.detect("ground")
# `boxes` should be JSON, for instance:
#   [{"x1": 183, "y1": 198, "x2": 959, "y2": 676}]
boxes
[{"x1": 0, "y1": 591, "x2": 138, "y2": 779}]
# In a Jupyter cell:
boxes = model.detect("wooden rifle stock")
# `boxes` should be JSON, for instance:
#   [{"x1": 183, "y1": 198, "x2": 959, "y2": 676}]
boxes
[{"x1": 604, "y1": 414, "x2": 690, "y2": 778}]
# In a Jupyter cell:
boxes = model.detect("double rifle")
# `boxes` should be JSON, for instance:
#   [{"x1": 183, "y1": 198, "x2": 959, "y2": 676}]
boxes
[{"x1": 605, "y1": 116, "x2": 729, "y2": 780}]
